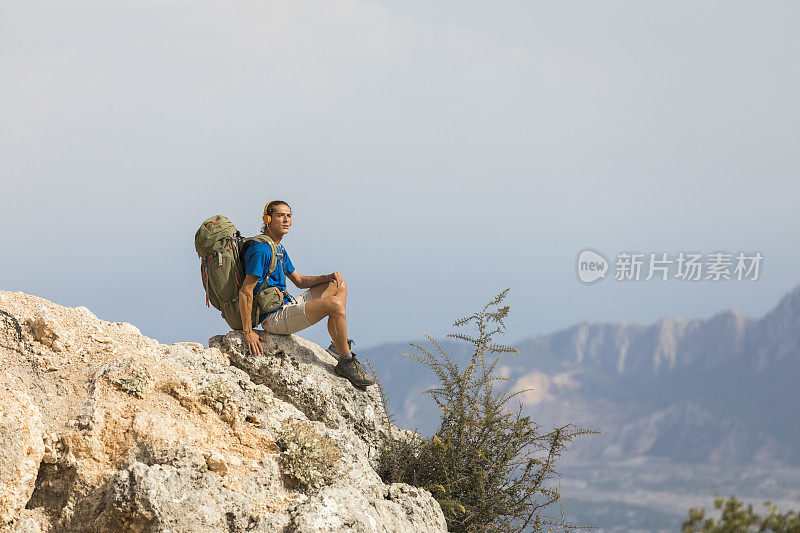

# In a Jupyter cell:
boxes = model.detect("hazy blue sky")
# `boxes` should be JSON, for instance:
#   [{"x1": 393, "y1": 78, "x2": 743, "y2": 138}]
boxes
[{"x1": 2, "y1": 1, "x2": 798, "y2": 349}]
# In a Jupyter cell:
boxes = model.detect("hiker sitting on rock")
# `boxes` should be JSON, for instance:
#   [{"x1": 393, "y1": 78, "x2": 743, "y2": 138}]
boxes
[{"x1": 238, "y1": 200, "x2": 376, "y2": 388}]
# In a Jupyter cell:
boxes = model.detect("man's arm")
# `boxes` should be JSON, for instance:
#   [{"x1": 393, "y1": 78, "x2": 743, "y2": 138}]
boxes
[
  {"x1": 239, "y1": 274, "x2": 263, "y2": 356},
  {"x1": 287, "y1": 270, "x2": 342, "y2": 289}
]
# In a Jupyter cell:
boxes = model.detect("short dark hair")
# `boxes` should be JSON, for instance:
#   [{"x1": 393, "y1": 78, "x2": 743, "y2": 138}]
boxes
[{"x1": 266, "y1": 200, "x2": 290, "y2": 216}]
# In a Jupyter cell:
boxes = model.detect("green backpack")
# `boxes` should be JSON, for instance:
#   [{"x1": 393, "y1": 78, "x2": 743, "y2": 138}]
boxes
[{"x1": 195, "y1": 215, "x2": 285, "y2": 330}]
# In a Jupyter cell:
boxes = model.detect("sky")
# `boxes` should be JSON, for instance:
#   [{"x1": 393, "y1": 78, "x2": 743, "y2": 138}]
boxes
[{"x1": 2, "y1": 0, "x2": 798, "y2": 350}]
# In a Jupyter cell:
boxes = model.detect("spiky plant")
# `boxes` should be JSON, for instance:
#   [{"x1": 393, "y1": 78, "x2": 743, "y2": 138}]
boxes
[{"x1": 378, "y1": 288, "x2": 600, "y2": 532}]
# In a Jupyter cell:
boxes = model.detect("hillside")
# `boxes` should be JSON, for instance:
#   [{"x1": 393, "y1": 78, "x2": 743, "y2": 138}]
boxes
[{"x1": 0, "y1": 291, "x2": 446, "y2": 532}]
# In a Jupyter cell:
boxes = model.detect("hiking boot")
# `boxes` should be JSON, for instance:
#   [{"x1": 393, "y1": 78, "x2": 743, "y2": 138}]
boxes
[
  {"x1": 327, "y1": 339, "x2": 355, "y2": 361},
  {"x1": 334, "y1": 353, "x2": 376, "y2": 388}
]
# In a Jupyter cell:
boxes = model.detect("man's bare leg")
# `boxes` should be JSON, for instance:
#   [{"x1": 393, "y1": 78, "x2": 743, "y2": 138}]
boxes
[
  {"x1": 303, "y1": 278, "x2": 375, "y2": 387},
  {"x1": 309, "y1": 279, "x2": 346, "y2": 304},
  {"x1": 304, "y1": 280, "x2": 350, "y2": 356}
]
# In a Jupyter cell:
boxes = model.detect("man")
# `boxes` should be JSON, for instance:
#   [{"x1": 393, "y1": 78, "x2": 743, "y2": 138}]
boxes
[{"x1": 238, "y1": 200, "x2": 376, "y2": 388}]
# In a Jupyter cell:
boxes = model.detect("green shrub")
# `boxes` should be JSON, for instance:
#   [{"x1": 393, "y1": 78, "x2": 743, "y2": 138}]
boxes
[
  {"x1": 159, "y1": 378, "x2": 188, "y2": 396},
  {"x1": 200, "y1": 378, "x2": 237, "y2": 413},
  {"x1": 111, "y1": 363, "x2": 151, "y2": 398},
  {"x1": 246, "y1": 383, "x2": 274, "y2": 407},
  {"x1": 277, "y1": 419, "x2": 342, "y2": 491},
  {"x1": 377, "y1": 288, "x2": 599, "y2": 532},
  {"x1": 683, "y1": 494, "x2": 800, "y2": 532}
]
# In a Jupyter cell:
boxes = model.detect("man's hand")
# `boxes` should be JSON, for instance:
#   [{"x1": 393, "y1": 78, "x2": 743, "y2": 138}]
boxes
[
  {"x1": 329, "y1": 272, "x2": 343, "y2": 288},
  {"x1": 243, "y1": 329, "x2": 263, "y2": 356}
]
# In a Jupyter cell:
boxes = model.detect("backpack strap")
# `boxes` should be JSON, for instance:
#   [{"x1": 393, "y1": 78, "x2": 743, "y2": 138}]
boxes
[
  {"x1": 243, "y1": 235, "x2": 280, "y2": 295},
  {"x1": 248, "y1": 235, "x2": 279, "y2": 276}
]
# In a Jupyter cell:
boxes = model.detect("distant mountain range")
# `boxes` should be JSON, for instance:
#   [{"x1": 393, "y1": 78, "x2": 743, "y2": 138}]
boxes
[{"x1": 368, "y1": 283, "x2": 800, "y2": 466}]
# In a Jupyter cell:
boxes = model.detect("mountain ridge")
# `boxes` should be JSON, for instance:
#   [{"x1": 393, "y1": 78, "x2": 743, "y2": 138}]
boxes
[{"x1": 367, "y1": 282, "x2": 800, "y2": 465}]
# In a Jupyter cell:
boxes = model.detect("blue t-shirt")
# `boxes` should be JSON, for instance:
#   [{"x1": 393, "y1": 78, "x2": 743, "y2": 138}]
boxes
[{"x1": 243, "y1": 241, "x2": 296, "y2": 322}]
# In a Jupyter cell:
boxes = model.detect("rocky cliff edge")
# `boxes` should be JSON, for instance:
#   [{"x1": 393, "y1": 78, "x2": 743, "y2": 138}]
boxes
[{"x1": 0, "y1": 291, "x2": 446, "y2": 532}]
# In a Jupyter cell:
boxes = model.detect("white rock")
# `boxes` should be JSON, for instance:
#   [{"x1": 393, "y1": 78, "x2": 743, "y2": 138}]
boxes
[
  {"x1": 115, "y1": 322, "x2": 141, "y2": 336},
  {"x1": 172, "y1": 341, "x2": 203, "y2": 351},
  {"x1": 0, "y1": 388, "x2": 45, "y2": 524},
  {"x1": 0, "y1": 292, "x2": 447, "y2": 532},
  {"x1": 74, "y1": 306, "x2": 98, "y2": 321}
]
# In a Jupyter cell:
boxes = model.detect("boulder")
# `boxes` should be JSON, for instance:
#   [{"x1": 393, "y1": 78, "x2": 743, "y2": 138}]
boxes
[
  {"x1": 210, "y1": 331, "x2": 399, "y2": 460},
  {"x1": 0, "y1": 291, "x2": 446, "y2": 532},
  {"x1": 0, "y1": 387, "x2": 45, "y2": 525}
]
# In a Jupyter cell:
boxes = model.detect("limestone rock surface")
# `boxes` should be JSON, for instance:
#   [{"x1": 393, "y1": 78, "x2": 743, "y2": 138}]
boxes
[
  {"x1": 0, "y1": 291, "x2": 446, "y2": 532},
  {"x1": 0, "y1": 387, "x2": 45, "y2": 525}
]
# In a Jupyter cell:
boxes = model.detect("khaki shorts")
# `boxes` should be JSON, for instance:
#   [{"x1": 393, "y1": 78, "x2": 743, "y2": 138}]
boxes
[{"x1": 260, "y1": 289, "x2": 314, "y2": 335}]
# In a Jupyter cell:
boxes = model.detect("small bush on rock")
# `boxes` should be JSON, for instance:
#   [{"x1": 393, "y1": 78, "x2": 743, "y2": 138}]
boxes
[
  {"x1": 111, "y1": 363, "x2": 151, "y2": 398},
  {"x1": 200, "y1": 378, "x2": 237, "y2": 413},
  {"x1": 277, "y1": 419, "x2": 342, "y2": 491},
  {"x1": 683, "y1": 494, "x2": 800, "y2": 532},
  {"x1": 247, "y1": 383, "x2": 274, "y2": 407},
  {"x1": 377, "y1": 288, "x2": 599, "y2": 533},
  {"x1": 159, "y1": 378, "x2": 188, "y2": 396}
]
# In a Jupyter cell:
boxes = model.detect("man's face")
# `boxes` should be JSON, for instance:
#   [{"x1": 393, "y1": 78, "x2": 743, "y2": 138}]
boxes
[{"x1": 269, "y1": 204, "x2": 292, "y2": 236}]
